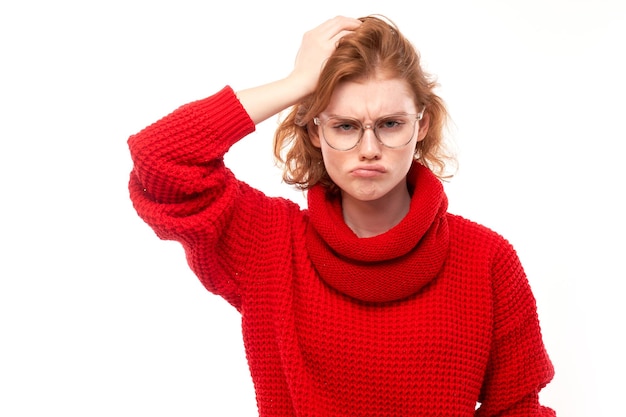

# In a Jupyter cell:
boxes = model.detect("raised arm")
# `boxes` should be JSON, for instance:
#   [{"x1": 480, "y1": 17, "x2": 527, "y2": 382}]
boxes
[{"x1": 127, "y1": 16, "x2": 361, "y2": 308}]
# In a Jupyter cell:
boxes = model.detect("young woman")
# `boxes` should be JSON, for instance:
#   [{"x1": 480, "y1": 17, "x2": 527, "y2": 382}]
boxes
[{"x1": 128, "y1": 15, "x2": 556, "y2": 416}]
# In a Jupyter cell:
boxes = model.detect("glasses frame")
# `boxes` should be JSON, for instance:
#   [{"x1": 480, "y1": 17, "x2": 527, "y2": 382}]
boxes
[{"x1": 313, "y1": 111, "x2": 424, "y2": 151}]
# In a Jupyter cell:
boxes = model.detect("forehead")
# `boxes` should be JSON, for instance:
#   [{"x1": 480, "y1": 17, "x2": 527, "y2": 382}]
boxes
[{"x1": 324, "y1": 78, "x2": 417, "y2": 117}]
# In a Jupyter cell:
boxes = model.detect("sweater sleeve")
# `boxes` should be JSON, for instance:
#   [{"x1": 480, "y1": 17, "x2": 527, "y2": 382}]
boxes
[
  {"x1": 128, "y1": 86, "x2": 275, "y2": 309},
  {"x1": 475, "y1": 238, "x2": 556, "y2": 417}
]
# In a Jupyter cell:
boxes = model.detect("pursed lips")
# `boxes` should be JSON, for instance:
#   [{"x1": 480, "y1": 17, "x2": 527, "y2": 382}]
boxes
[{"x1": 350, "y1": 165, "x2": 387, "y2": 177}]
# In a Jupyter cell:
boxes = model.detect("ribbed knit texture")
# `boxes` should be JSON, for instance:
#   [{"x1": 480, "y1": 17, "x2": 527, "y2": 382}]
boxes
[{"x1": 128, "y1": 86, "x2": 556, "y2": 416}]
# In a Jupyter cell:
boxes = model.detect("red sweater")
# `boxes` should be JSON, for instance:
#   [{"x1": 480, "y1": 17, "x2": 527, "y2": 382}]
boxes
[{"x1": 128, "y1": 86, "x2": 555, "y2": 416}]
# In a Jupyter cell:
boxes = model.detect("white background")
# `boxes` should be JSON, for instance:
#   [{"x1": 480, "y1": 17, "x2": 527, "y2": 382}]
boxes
[{"x1": 1, "y1": 0, "x2": 625, "y2": 415}]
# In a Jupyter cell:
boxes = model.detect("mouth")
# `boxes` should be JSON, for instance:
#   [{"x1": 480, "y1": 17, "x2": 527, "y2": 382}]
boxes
[{"x1": 350, "y1": 165, "x2": 386, "y2": 178}]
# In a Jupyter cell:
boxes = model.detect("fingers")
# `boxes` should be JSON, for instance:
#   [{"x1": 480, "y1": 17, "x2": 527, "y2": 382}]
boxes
[
  {"x1": 330, "y1": 29, "x2": 356, "y2": 47},
  {"x1": 316, "y1": 15, "x2": 362, "y2": 41},
  {"x1": 298, "y1": 15, "x2": 361, "y2": 61},
  {"x1": 288, "y1": 16, "x2": 362, "y2": 94}
]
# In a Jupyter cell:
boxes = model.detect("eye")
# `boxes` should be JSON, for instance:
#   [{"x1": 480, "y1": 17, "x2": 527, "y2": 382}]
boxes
[
  {"x1": 331, "y1": 119, "x2": 360, "y2": 133},
  {"x1": 377, "y1": 117, "x2": 405, "y2": 130}
]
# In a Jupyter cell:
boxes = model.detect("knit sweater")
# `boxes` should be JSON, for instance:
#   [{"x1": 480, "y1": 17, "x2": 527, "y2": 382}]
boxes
[{"x1": 128, "y1": 86, "x2": 556, "y2": 416}]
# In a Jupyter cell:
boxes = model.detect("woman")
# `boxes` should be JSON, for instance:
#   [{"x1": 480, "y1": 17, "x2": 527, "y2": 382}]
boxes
[{"x1": 128, "y1": 15, "x2": 556, "y2": 416}]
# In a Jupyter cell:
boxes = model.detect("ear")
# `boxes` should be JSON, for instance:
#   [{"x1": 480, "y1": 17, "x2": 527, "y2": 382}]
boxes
[{"x1": 416, "y1": 112, "x2": 430, "y2": 142}]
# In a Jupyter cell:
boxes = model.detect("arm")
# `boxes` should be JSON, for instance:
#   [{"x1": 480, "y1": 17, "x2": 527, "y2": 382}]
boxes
[
  {"x1": 129, "y1": 15, "x2": 362, "y2": 207},
  {"x1": 128, "y1": 87, "x2": 258, "y2": 307},
  {"x1": 476, "y1": 239, "x2": 556, "y2": 416},
  {"x1": 127, "y1": 16, "x2": 361, "y2": 307}
]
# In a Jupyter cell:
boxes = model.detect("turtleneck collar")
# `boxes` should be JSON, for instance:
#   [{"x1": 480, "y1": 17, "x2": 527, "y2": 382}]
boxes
[{"x1": 306, "y1": 162, "x2": 449, "y2": 303}]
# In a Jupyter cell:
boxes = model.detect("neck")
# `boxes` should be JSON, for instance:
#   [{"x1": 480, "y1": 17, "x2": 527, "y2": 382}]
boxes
[{"x1": 341, "y1": 181, "x2": 411, "y2": 238}]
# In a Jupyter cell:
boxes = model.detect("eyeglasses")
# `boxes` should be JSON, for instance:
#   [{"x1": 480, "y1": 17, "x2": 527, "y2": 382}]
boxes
[{"x1": 313, "y1": 111, "x2": 424, "y2": 151}]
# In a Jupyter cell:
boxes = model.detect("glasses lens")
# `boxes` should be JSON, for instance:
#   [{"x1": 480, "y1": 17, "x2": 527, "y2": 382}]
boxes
[
  {"x1": 322, "y1": 118, "x2": 362, "y2": 150},
  {"x1": 375, "y1": 115, "x2": 417, "y2": 147}
]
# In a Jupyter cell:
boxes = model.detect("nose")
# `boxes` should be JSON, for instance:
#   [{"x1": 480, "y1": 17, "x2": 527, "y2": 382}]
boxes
[{"x1": 358, "y1": 127, "x2": 382, "y2": 160}]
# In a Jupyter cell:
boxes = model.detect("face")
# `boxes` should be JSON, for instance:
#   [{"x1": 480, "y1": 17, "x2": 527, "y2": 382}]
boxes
[{"x1": 312, "y1": 77, "x2": 429, "y2": 203}]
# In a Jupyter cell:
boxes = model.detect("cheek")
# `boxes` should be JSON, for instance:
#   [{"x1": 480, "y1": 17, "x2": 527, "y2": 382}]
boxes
[
  {"x1": 319, "y1": 146, "x2": 333, "y2": 168},
  {"x1": 319, "y1": 147, "x2": 344, "y2": 179},
  {"x1": 399, "y1": 143, "x2": 419, "y2": 170}
]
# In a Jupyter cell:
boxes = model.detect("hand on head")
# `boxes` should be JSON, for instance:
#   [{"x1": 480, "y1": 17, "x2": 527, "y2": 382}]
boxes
[{"x1": 290, "y1": 16, "x2": 362, "y2": 95}]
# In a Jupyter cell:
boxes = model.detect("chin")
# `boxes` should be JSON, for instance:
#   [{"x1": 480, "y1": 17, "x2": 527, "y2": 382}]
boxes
[{"x1": 344, "y1": 187, "x2": 387, "y2": 202}]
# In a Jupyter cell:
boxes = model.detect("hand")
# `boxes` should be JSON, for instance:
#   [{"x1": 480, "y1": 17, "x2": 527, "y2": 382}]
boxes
[
  {"x1": 289, "y1": 16, "x2": 362, "y2": 94},
  {"x1": 235, "y1": 16, "x2": 361, "y2": 125}
]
